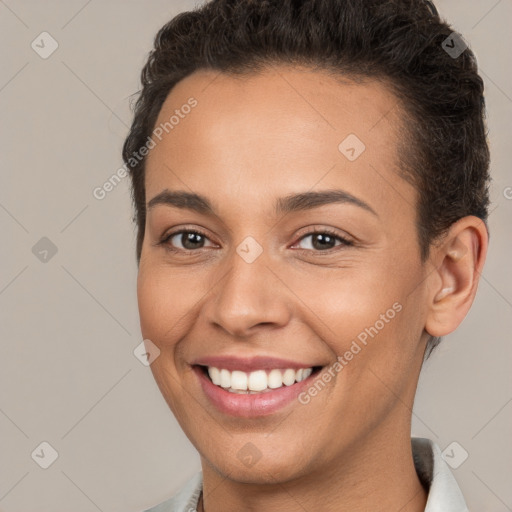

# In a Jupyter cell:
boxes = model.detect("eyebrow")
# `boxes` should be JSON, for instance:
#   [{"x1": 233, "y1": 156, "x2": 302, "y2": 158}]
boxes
[{"x1": 147, "y1": 189, "x2": 378, "y2": 217}]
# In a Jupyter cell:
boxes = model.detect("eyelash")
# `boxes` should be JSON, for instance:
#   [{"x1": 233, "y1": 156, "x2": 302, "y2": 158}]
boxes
[{"x1": 157, "y1": 227, "x2": 354, "y2": 255}]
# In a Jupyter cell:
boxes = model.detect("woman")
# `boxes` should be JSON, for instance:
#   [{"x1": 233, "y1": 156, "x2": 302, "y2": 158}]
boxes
[{"x1": 123, "y1": 1, "x2": 490, "y2": 510}]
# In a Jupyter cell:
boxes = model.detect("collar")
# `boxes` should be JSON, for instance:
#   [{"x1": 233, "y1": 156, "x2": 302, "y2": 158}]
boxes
[{"x1": 412, "y1": 437, "x2": 469, "y2": 512}]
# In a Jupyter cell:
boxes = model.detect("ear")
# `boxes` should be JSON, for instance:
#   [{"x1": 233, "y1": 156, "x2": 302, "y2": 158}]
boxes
[{"x1": 424, "y1": 216, "x2": 489, "y2": 337}]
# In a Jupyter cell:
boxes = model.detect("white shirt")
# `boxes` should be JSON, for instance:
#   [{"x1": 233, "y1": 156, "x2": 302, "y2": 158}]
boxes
[{"x1": 143, "y1": 437, "x2": 469, "y2": 512}]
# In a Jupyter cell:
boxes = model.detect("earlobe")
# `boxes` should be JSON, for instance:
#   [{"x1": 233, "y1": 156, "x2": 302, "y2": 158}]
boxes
[{"x1": 425, "y1": 216, "x2": 488, "y2": 337}]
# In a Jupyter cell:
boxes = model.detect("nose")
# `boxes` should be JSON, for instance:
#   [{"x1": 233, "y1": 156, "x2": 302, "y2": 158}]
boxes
[{"x1": 205, "y1": 245, "x2": 292, "y2": 339}]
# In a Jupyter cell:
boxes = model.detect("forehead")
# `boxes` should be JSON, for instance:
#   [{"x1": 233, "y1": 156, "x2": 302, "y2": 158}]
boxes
[{"x1": 144, "y1": 65, "x2": 415, "y2": 222}]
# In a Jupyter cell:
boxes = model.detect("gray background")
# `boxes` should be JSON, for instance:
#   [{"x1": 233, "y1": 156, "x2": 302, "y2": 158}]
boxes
[{"x1": 0, "y1": 1, "x2": 511, "y2": 511}]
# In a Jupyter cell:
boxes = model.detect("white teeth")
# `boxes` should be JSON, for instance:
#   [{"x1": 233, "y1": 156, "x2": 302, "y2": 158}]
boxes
[
  {"x1": 219, "y1": 369, "x2": 231, "y2": 388},
  {"x1": 267, "y1": 369, "x2": 283, "y2": 389},
  {"x1": 282, "y1": 368, "x2": 296, "y2": 386},
  {"x1": 302, "y1": 368, "x2": 312, "y2": 380},
  {"x1": 248, "y1": 370, "x2": 267, "y2": 391},
  {"x1": 206, "y1": 366, "x2": 315, "y2": 393},
  {"x1": 208, "y1": 367, "x2": 221, "y2": 385},
  {"x1": 230, "y1": 370, "x2": 247, "y2": 390}
]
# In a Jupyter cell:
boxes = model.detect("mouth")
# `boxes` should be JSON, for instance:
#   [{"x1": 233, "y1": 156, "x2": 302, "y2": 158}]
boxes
[
  {"x1": 192, "y1": 363, "x2": 324, "y2": 417},
  {"x1": 198, "y1": 365, "x2": 322, "y2": 393}
]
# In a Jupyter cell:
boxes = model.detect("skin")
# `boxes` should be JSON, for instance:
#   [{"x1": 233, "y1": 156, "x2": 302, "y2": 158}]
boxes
[{"x1": 137, "y1": 65, "x2": 488, "y2": 512}]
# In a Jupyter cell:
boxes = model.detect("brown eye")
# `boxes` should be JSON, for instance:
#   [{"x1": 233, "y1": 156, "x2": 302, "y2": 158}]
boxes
[
  {"x1": 161, "y1": 230, "x2": 215, "y2": 252},
  {"x1": 294, "y1": 229, "x2": 353, "y2": 252}
]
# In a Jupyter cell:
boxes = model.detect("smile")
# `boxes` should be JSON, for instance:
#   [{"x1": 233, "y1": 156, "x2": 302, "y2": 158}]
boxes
[
  {"x1": 193, "y1": 360, "x2": 324, "y2": 417},
  {"x1": 206, "y1": 366, "x2": 314, "y2": 393}
]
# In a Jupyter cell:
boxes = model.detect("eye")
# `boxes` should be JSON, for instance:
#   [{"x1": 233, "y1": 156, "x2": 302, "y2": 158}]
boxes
[
  {"x1": 292, "y1": 229, "x2": 353, "y2": 252},
  {"x1": 157, "y1": 227, "x2": 353, "y2": 254},
  {"x1": 159, "y1": 229, "x2": 216, "y2": 252}
]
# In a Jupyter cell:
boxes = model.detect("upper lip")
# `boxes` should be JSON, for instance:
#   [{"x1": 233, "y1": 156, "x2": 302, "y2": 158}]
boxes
[{"x1": 191, "y1": 355, "x2": 322, "y2": 372}]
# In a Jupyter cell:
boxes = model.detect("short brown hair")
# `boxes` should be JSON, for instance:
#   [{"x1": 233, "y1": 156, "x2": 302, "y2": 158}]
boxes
[{"x1": 122, "y1": 0, "x2": 491, "y2": 358}]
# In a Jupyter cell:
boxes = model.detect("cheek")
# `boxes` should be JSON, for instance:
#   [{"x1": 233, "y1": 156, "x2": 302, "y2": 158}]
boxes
[
  {"x1": 326, "y1": 281, "x2": 426, "y2": 418},
  {"x1": 296, "y1": 256, "x2": 424, "y2": 381},
  {"x1": 290, "y1": 262, "x2": 406, "y2": 345},
  {"x1": 136, "y1": 264, "x2": 190, "y2": 347},
  {"x1": 137, "y1": 266, "x2": 196, "y2": 420}
]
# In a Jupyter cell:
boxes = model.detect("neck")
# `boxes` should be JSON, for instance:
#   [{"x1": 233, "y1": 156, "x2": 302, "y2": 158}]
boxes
[{"x1": 199, "y1": 420, "x2": 427, "y2": 512}]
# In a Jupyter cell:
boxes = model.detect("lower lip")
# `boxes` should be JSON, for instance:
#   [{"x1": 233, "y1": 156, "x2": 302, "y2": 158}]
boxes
[{"x1": 194, "y1": 366, "x2": 318, "y2": 418}]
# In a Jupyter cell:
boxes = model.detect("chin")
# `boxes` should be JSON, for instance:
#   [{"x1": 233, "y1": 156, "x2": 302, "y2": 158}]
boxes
[{"x1": 198, "y1": 440, "x2": 313, "y2": 485}]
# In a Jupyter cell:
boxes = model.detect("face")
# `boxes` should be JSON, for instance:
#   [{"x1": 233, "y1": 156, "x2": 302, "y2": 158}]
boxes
[{"x1": 137, "y1": 65, "x2": 432, "y2": 484}]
